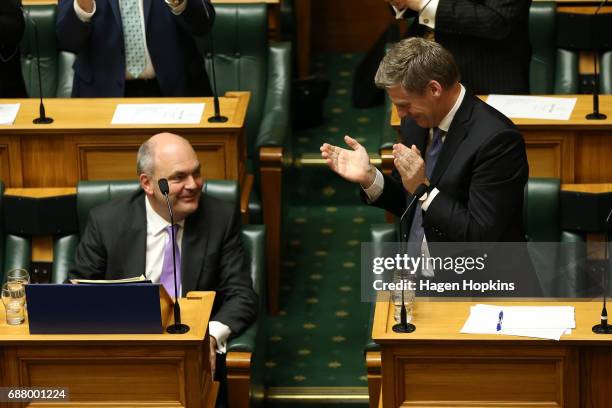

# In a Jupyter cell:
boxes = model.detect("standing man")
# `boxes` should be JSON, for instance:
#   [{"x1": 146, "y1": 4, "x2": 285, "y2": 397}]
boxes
[
  {"x1": 0, "y1": 0, "x2": 27, "y2": 98},
  {"x1": 56, "y1": 0, "x2": 214, "y2": 97},
  {"x1": 70, "y1": 133, "x2": 257, "y2": 399},
  {"x1": 322, "y1": 38, "x2": 540, "y2": 294},
  {"x1": 385, "y1": 0, "x2": 531, "y2": 94}
]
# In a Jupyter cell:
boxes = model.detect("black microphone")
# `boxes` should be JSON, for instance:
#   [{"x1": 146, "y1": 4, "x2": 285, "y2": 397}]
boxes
[
  {"x1": 158, "y1": 178, "x2": 190, "y2": 334},
  {"x1": 586, "y1": 0, "x2": 608, "y2": 120},
  {"x1": 593, "y1": 207, "x2": 612, "y2": 334},
  {"x1": 392, "y1": 183, "x2": 429, "y2": 334},
  {"x1": 200, "y1": 0, "x2": 227, "y2": 123},
  {"x1": 24, "y1": 8, "x2": 53, "y2": 124}
]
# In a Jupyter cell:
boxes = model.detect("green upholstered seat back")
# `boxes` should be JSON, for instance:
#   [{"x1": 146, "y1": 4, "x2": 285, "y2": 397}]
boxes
[
  {"x1": 0, "y1": 182, "x2": 32, "y2": 279},
  {"x1": 196, "y1": 4, "x2": 268, "y2": 159},
  {"x1": 76, "y1": 180, "x2": 239, "y2": 236},
  {"x1": 601, "y1": 51, "x2": 612, "y2": 94},
  {"x1": 523, "y1": 178, "x2": 561, "y2": 242},
  {"x1": 21, "y1": 5, "x2": 59, "y2": 98},
  {"x1": 529, "y1": 2, "x2": 557, "y2": 94}
]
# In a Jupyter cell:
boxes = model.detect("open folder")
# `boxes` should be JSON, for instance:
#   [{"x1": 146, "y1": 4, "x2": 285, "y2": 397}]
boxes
[{"x1": 25, "y1": 283, "x2": 173, "y2": 334}]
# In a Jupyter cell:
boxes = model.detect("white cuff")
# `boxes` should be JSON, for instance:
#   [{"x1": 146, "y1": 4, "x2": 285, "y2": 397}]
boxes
[
  {"x1": 419, "y1": 0, "x2": 438, "y2": 29},
  {"x1": 74, "y1": 0, "x2": 96, "y2": 22},
  {"x1": 420, "y1": 187, "x2": 439, "y2": 211},
  {"x1": 209, "y1": 320, "x2": 231, "y2": 354},
  {"x1": 392, "y1": 5, "x2": 407, "y2": 19},
  {"x1": 362, "y1": 168, "x2": 385, "y2": 203},
  {"x1": 167, "y1": 0, "x2": 188, "y2": 15}
]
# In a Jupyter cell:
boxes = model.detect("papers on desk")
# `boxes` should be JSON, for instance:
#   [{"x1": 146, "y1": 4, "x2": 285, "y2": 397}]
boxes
[
  {"x1": 461, "y1": 304, "x2": 575, "y2": 341},
  {"x1": 0, "y1": 103, "x2": 20, "y2": 125},
  {"x1": 486, "y1": 95, "x2": 577, "y2": 120},
  {"x1": 111, "y1": 103, "x2": 205, "y2": 125}
]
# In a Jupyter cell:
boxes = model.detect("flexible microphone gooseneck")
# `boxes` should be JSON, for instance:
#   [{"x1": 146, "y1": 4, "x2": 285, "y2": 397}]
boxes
[
  {"x1": 392, "y1": 183, "x2": 429, "y2": 334},
  {"x1": 592, "y1": 207, "x2": 612, "y2": 334},
  {"x1": 201, "y1": 0, "x2": 227, "y2": 123},
  {"x1": 158, "y1": 178, "x2": 190, "y2": 334},
  {"x1": 24, "y1": 9, "x2": 53, "y2": 124}
]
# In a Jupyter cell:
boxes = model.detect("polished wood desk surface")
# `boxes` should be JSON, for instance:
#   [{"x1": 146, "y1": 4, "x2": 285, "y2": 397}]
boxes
[
  {"x1": 1, "y1": 93, "x2": 249, "y2": 130},
  {"x1": 561, "y1": 183, "x2": 612, "y2": 193},
  {"x1": 0, "y1": 291, "x2": 214, "y2": 344},
  {"x1": 373, "y1": 299, "x2": 612, "y2": 343},
  {"x1": 391, "y1": 94, "x2": 612, "y2": 129}
]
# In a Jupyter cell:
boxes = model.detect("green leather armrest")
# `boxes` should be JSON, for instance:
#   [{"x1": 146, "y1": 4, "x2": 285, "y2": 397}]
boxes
[
  {"x1": 601, "y1": 51, "x2": 612, "y2": 95},
  {"x1": 52, "y1": 234, "x2": 79, "y2": 284},
  {"x1": 56, "y1": 51, "x2": 76, "y2": 98},
  {"x1": 3, "y1": 235, "x2": 31, "y2": 279},
  {"x1": 227, "y1": 225, "x2": 265, "y2": 352},
  {"x1": 364, "y1": 302, "x2": 380, "y2": 353},
  {"x1": 554, "y1": 49, "x2": 579, "y2": 94},
  {"x1": 558, "y1": 230, "x2": 586, "y2": 297},
  {"x1": 255, "y1": 42, "x2": 292, "y2": 149}
]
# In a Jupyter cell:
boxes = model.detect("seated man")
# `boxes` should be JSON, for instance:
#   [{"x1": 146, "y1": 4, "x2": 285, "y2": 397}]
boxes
[
  {"x1": 69, "y1": 133, "x2": 257, "y2": 393},
  {"x1": 56, "y1": 0, "x2": 215, "y2": 97},
  {"x1": 322, "y1": 38, "x2": 541, "y2": 296}
]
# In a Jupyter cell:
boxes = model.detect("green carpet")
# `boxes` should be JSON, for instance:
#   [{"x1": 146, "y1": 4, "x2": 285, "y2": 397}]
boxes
[{"x1": 262, "y1": 52, "x2": 386, "y2": 392}]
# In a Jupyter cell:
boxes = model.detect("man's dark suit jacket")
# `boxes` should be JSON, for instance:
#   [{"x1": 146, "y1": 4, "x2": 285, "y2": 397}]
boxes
[
  {"x1": 369, "y1": 93, "x2": 541, "y2": 296},
  {"x1": 70, "y1": 190, "x2": 257, "y2": 335},
  {"x1": 56, "y1": 0, "x2": 214, "y2": 97},
  {"x1": 0, "y1": 0, "x2": 27, "y2": 98},
  {"x1": 403, "y1": 0, "x2": 531, "y2": 94}
]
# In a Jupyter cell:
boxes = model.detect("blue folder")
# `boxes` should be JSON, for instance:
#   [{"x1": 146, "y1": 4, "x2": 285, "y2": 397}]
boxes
[{"x1": 25, "y1": 283, "x2": 164, "y2": 334}]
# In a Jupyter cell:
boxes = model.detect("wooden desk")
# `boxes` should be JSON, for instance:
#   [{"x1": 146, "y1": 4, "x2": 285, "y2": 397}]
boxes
[
  {"x1": 372, "y1": 299, "x2": 612, "y2": 408},
  {"x1": 0, "y1": 93, "x2": 249, "y2": 188},
  {"x1": 390, "y1": 95, "x2": 612, "y2": 183},
  {"x1": 0, "y1": 291, "x2": 217, "y2": 408}
]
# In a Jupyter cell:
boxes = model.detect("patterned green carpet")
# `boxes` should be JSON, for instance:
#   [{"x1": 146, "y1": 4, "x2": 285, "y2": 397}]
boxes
[{"x1": 262, "y1": 53, "x2": 386, "y2": 394}]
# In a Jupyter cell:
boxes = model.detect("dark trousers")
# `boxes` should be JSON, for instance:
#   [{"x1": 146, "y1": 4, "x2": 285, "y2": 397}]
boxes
[
  {"x1": 124, "y1": 78, "x2": 162, "y2": 97},
  {"x1": 215, "y1": 353, "x2": 228, "y2": 408}
]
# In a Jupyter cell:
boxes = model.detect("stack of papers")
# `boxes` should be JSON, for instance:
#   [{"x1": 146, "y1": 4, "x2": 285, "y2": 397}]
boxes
[
  {"x1": 0, "y1": 103, "x2": 20, "y2": 125},
  {"x1": 461, "y1": 304, "x2": 575, "y2": 340},
  {"x1": 111, "y1": 103, "x2": 205, "y2": 124},
  {"x1": 486, "y1": 95, "x2": 577, "y2": 120}
]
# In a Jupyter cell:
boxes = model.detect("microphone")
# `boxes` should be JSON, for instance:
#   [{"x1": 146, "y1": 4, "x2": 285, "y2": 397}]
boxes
[
  {"x1": 158, "y1": 178, "x2": 190, "y2": 334},
  {"x1": 586, "y1": 0, "x2": 608, "y2": 120},
  {"x1": 392, "y1": 183, "x2": 429, "y2": 334},
  {"x1": 200, "y1": 0, "x2": 227, "y2": 123},
  {"x1": 24, "y1": 8, "x2": 53, "y2": 124},
  {"x1": 592, "y1": 207, "x2": 612, "y2": 334}
]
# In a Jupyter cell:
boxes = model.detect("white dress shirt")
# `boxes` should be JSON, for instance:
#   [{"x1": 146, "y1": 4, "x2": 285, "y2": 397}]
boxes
[
  {"x1": 144, "y1": 196, "x2": 231, "y2": 353},
  {"x1": 73, "y1": 0, "x2": 187, "y2": 80},
  {"x1": 393, "y1": 0, "x2": 439, "y2": 29}
]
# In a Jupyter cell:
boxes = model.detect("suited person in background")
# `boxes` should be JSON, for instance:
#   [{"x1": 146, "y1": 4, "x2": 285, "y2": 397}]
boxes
[
  {"x1": 0, "y1": 0, "x2": 27, "y2": 98},
  {"x1": 70, "y1": 133, "x2": 257, "y2": 404},
  {"x1": 322, "y1": 38, "x2": 540, "y2": 295},
  {"x1": 385, "y1": 0, "x2": 531, "y2": 94},
  {"x1": 56, "y1": 0, "x2": 214, "y2": 97}
]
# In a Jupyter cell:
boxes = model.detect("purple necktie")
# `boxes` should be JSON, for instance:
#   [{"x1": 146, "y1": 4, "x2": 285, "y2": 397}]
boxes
[{"x1": 160, "y1": 224, "x2": 181, "y2": 298}]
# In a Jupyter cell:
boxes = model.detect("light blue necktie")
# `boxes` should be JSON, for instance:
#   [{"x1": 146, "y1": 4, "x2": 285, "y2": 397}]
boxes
[
  {"x1": 406, "y1": 127, "x2": 444, "y2": 253},
  {"x1": 160, "y1": 224, "x2": 181, "y2": 298},
  {"x1": 119, "y1": 0, "x2": 146, "y2": 79}
]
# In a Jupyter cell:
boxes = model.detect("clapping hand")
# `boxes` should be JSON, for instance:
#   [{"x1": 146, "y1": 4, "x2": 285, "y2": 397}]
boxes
[
  {"x1": 320, "y1": 135, "x2": 376, "y2": 188},
  {"x1": 392, "y1": 143, "x2": 428, "y2": 194}
]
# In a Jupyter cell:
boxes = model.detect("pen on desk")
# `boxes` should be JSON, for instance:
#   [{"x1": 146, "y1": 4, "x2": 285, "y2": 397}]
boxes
[{"x1": 496, "y1": 310, "x2": 504, "y2": 332}]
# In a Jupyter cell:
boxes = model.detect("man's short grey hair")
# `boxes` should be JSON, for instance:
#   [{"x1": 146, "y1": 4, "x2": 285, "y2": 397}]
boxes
[
  {"x1": 136, "y1": 140, "x2": 156, "y2": 176},
  {"x1": 374, "y1": 38, "x2": 460, "y2": 93}
]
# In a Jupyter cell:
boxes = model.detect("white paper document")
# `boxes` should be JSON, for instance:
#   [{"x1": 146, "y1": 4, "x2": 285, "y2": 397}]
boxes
[
  {"x1": 0, "y1": 104, "x2": 20, "y2": 125},
  {"x1": 111, "y1": 103, "x2": 205, "y2": 125},
  {"x1": 461, "y1": 304, "x2": 575, "y2": 341},
  {"x1": 486, "y1": 95, "x2": 577, "y2": 120}
]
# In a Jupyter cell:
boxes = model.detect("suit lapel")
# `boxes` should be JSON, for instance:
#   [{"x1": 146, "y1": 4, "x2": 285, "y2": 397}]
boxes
[
  {"x1": 400, "y1": 118, "x2": 428, "y2": 154},
  {"x1": 109, "y1": 0, "x2": 123, "y2": 32},
  {"x1": 181, "y1": 199, "x2": 209, "y2": 295},
  {"x1": 117, "y1": 194, "x2": 147, "y2": 278},
  {"x1": 429, "y1": 95, "x2": 475, "y2": 186}
]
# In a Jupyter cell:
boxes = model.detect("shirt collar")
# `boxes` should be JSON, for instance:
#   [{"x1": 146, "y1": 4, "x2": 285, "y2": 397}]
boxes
[
  {"x1": 145, "y1": 195, "x2": 185, "y2": 236},
  {"x1": 437, "y1": 84, "x2": 466, "y2": 133}
]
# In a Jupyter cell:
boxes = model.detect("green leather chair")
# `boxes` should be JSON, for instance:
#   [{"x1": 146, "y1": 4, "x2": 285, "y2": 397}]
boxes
[
  {"x1": 197, "y1": 3, "x2": 292, "y2": 314},
  {"x1": 601, "y1": 51, "x2": 612, "y2": 94},
  {"x1": 21, "y1": 4, "x2": 75, "y2": 98},
  {"x1": 51, "y1": 180, "x2": 265, "y2": 408},
  {"x1": 529, "y1": 2, "x2": 579, "y2": 94},
  {"x1": 363, "y1": 178, "x2": 586, "y2": 407},
  {"x1": 0, "y1": 182, "x2": 32, "y2": 282}
]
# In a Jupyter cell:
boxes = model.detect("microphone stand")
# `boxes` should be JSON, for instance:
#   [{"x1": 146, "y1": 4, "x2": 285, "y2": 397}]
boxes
[
  {"x1": 586, "y1": 0, "x2": 607, "y2": 120},
  {"x1": 592, "y1": 208, "x2": 612, "y2": 334},
  {"x1": 392, "y1": 183, "x2": 428, "y2": 334},
  {"x1": 25, "y1": 9, "x2": 53, "y2": 124},
  {"x1": 201, "y1": 0, "x2": 227, "y2": 123},
  {"x1": 158, "y1": 179, "x2": 190, "y2": 334}
]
